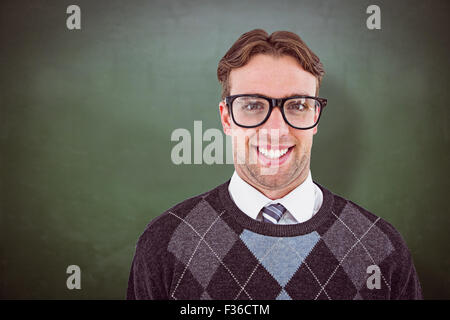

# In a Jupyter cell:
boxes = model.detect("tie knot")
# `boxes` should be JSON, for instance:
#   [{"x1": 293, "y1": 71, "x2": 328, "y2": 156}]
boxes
[{"x1": 261, "y1": 203, "x2": 287, "y2": 224}]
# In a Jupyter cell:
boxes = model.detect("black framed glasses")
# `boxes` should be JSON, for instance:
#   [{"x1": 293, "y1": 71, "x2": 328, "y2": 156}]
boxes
[{"x1": 225, "y1": 94, "x2": 327, "y2": 129}]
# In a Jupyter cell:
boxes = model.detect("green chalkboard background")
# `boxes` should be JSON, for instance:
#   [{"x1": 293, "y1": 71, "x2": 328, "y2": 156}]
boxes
[{"x1": 1, "y1": 0, "x2": 449, "y2": 299}]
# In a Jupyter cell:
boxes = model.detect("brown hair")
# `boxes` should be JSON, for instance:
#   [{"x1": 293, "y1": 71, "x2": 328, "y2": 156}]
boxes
[{"x1": 217, "y1": 29, "x2": 325, "y2": 99}]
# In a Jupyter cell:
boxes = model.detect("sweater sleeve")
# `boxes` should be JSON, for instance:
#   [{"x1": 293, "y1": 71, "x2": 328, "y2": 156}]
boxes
[
  {"x1": 126, "y1": 244, "x2": 167, "y2": 300},
  {"x1": 394, "y1": 245, "x2": 423, "y2": 300},
  {"x1": 126, "y1": 214, "x2": 174, "y2": 300},
  {"x1": 387, "y1": 225, "x2": 423, "y2": 300}
]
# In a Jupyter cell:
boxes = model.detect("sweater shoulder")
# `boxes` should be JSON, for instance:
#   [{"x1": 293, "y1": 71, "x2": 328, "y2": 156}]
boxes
[
  {"x1": 350, "y1": 198, "x2": 408, "y2": 249},
  {"x1": 324, "y1": 188, "x2": 422, "y2": 299},
  {"x1": 330, "y1": 191, "x2": 412, "y2": 258},
  {"x1": 135, "y1": 181, "x2": 229, "y2": 253}
]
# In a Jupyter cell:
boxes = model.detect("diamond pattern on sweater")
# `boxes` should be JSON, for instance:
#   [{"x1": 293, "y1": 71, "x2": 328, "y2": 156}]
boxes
[
  {"x1": 342, "y1": 241, "x2": 377, "y2": 290},
  {"x1": 200, "y1": 291, "x2": 212, "y2": 300},
  {"x1": 127, "y1": 181, "x2": 423, "y2": 300},
  {"x1": 322, "y1": 203, "x2": 394, "y2": 294},
  {"x1": 284, "y1": 239, "x2": 357, "y2": 300},
  {"x1": 285, "y1": 239, "x2": 338, "y2": 299},
  {"x1": 353, "y1": 293, "x2": 363, "y2": 300},
  {"x1": 327, "y1": 203, "x2": 394, "y2": 262},
  {"x1": 206, "y1": 239, "x2": 282, "y2": 300},
  {"x1": 167, "y1": 200, "x2": 395, "y2": 300},
  {"x1": 167, "y1": 199, "x2": 238, "y2": 299},
  {"x1": 276, "y1": 289, "x2": 292, "y2": 300},
  {"x1": 240, "y1": 230, "x2": 320, "y2": 290},
  {"x1": 206, "y1": 254, "x2": 282, "y2": 300},
  {"x1": 169, "y1": 267, "x2": 204, "y2": 300},
  {"x1": 168, "y1": 202, "x2": 393, "y2": 300}
]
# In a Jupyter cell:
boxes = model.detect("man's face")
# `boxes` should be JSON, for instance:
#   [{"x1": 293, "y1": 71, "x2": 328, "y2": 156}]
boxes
[{"x1": 219, "y1": 54, "x2": 319, "y2": 198}]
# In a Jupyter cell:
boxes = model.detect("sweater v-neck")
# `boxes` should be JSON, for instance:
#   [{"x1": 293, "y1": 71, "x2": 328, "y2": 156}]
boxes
[{"x1": 218, "y1": 179, "x2": 335, "y2": 237}]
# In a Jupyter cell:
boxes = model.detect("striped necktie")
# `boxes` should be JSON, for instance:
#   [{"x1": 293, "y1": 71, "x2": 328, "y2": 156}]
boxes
[{"x1": 261, "y1": 203, "x2": 287, "y2": 224}]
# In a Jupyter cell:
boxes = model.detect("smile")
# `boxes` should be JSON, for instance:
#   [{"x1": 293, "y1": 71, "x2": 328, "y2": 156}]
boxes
[
  {"x1": 255, "y1": 145, "x2": 295, "y2": 166},
  {"x1": 258, "y1": 147, "x2": 289, "y2": 159}
]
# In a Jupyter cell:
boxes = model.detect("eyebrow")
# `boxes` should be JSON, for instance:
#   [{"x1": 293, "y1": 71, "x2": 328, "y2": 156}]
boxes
[
  {"x1": 249, "y1": 92, "x2": 313, "y2": 98},
  {"x1": 285, "y1": 92, "x2": 312, "y2": 97}
]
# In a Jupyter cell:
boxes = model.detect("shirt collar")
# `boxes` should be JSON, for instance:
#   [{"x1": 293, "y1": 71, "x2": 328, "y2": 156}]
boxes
[{"x1": 228, "y1": 170, "x2": 316, "y2": 223}]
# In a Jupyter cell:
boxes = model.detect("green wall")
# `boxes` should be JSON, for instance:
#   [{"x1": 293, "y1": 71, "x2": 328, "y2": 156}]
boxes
[{"x1": 1, "y1": 0, "x2": 449, "y2": 299}]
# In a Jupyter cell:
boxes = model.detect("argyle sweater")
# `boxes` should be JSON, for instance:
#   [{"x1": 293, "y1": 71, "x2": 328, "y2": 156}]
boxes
[{"x1": 127, "y1": 180, "x2": 423, "y2": 300}]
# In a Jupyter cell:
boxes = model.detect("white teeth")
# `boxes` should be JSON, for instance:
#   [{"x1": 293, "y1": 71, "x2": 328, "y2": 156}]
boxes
[{"x1": 258, "y1": 147, "x2": 289, "y2": 159}]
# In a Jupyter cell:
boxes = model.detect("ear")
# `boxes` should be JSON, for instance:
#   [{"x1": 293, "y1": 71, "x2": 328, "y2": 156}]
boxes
[
  {"x1": 313, "y1": 125, "x2": 318, "y2": 135},
  {"x1": 219, "y1": 101, "x2": 232, "y2": 136}
]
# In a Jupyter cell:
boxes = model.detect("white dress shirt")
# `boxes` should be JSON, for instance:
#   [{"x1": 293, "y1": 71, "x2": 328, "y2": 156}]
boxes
[{"x1": 228, "y1": 170, "x2": 323, "y2": 224}]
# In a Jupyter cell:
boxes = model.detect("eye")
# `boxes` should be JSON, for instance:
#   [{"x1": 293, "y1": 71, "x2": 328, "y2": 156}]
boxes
[
  {"x1": 243, "y1": 103, "x2": 264, "y2": 111},
  {"x1": 286, "y1": 102, "x2": 306, "y2": 111},
  {"x1": 234, "y1": 96, "x2": 268, "y2": 113}
]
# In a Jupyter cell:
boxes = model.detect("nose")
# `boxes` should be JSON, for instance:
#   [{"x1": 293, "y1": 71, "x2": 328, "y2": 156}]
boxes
[{"x1": 262, "y1": 106, "x2": 290, "y2": 136}]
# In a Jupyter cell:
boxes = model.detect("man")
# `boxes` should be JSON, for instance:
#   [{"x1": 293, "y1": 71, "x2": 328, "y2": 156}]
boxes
[{"x1": 127, "y1": 29, "x2": 422, "y2": 300}]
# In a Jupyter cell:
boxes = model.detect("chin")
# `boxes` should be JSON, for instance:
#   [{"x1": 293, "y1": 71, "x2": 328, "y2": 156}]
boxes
[{"x1": 249, "y1": 166, "x2": 297, "y2": 190}]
